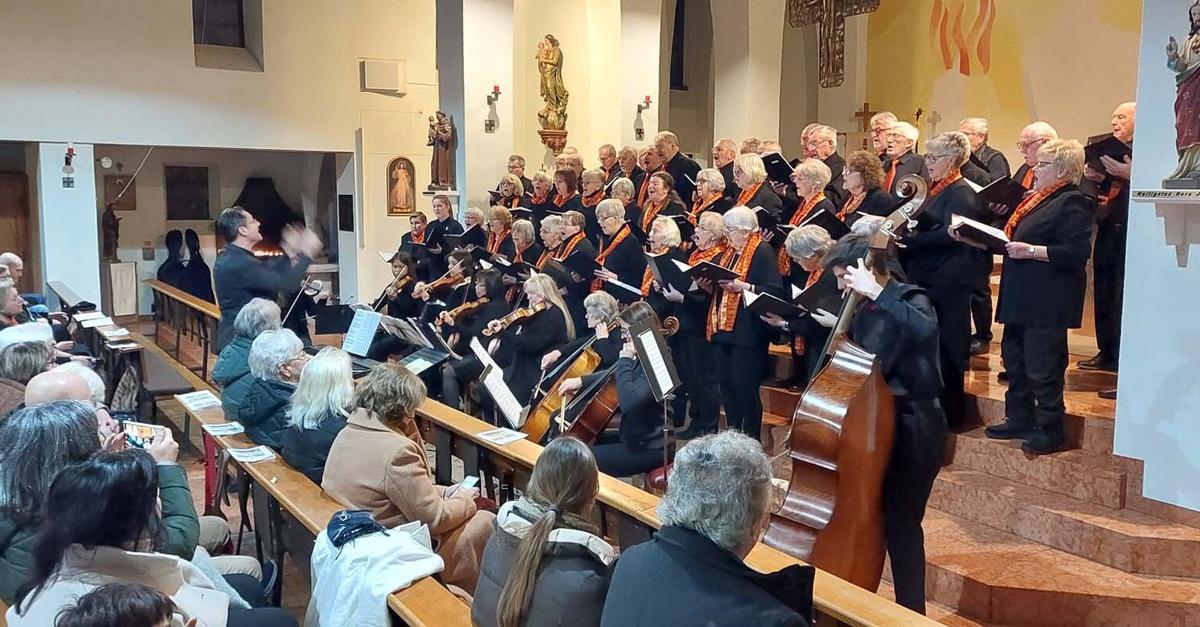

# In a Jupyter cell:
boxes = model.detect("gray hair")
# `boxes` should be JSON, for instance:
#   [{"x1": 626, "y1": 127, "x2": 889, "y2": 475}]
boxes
[
  {"x1": 696, "y1": 168, "x2": 726, "y2": 193},
  {"x1": 0, "y1": 323, "x2": 54, "y2": 352},
  {"x1": 0, "y1": 342, "x2": 52, "y2": 384},
  {"x1": 0, "y1": 400, "x2": 100, "y2": 525},
  {"x1": 610, "y1": 177, "x2": 635, "y2": 201},
  {"x1": 650, "y1": 216, "x2": 682, "y2": 248},
  {"x1": 53, "y1": 362, "x2": 105, "y2": 407},
  {"x1": 465, "y1": 206, "x2": 486, "y2": 223},
  {"x1": 889, "y1": 121, "x2": 919, "y2": 143},
  {"x1": 723, "y1": 206, "x2": 758, "y2": 232},
  {"x1": 1023, "y1": 121, "x2": 1058, "y2": 142},
  {"x1": 248, "y1": 328, "x2": 303, "y2": 381},
  {"x1": 581, "y1": 168, "x2": 605, "y2": 185},
  {"x1": 540, "y1": 214, "x2": 564, "y2": 235},
  {"x1": 287, "y1": 346, "x2": 353, "y2": 430},
  {"x1": 733, "y1": 153, "x2": 767, "y2": 185},
  {"x1": 1037, "y1": 139, "x2": 1086, "y2": 185},
  {"x1": 811, "y1": 124, "x2": 838, "y2": 149},
  {"x1": 512, "y1": 219, "x2": 536, "y2": 244},
  {"x1": 925, "y1": 132, "x2": 972, "y2": 168},
  {"x1": 785, "y1": 225, "x2": 833, "y2": 262},
  {"x1": 595, "y1": 198, "x2": 626, "y2": 222},
  {"x1": 583, "y1": 291, "x2": 619, "y2": 323},
  {"x1": 959, "y1": 117, "x2": 988, "y2": 135},
  {"x1": 657, "y1": 431, "x2": 772, "y2": 556},
  {"x1": 793, "y1": 158, "x2": 833, "y2": 189},
  {"x1": 233, "y1": 298, "x2": 282, "y2": 338},
  {"x1": 850, "y1": 214, "x2": 886, "y2": 236},
  {"x1": 870, "y1": 111, "x2": 898, "y2": 128}
]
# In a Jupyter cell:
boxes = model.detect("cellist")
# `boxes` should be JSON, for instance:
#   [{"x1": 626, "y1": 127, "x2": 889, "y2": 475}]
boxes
[
  {"x1": 820, "y1": 233, "x2": 945, "y2": 615},
  {"x1": 539, "y1": 291, "x2": 623, "y2": 376}
]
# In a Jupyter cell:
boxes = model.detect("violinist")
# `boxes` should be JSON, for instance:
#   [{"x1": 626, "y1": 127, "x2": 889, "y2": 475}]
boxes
[
  {"x1": 557, "y1": 302, "x2": 667, "y2": 478},
  {"x1": 487, "y1": 273, "x2": 575, "y2": 405},
  {"x1": 461, "y1": 206, "x2": 489, "y2": 250},
  {"x1": 701, "y1": 206, "x2": 783, "y2": 440},
  {"x1": 415, "y1": 250, "x2": 475, "y2": 324},
  {"x1": 761, "y1": 226, "x2": 838, "y2": 387},
  {"x1": 823, "y1": 233, "x2": 944, "y2": 615},
  {"x1": 486, "y1": 206, "x2": 517, "y2": 260},
  {"x1": 552, "y1": 169, "x2": 583, "y2": 214},
  {"x1": 665, "y1": 212, "x2": 726, "y2": 440},
  {"x1": 591, "y1": 199, "x2": 648, "y2": 305},
  {"x1": 579, "y1": 168, "x2": 607, "y2": 244},
  {"x1": 399, "y1": 211, "x2": 434, "y2": 282},
  {"x1": 438, "y1": 269, "x2": 512, "y2": 410},
  {"x1": 366, "y1": 252, "x2": 422, "y2": 361}
]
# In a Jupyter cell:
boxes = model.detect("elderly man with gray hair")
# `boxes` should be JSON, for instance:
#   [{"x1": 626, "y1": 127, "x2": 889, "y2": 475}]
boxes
[
  {"x1": 806, "y1": 124, "x2": 848, "y2": 209},
  {"x1": 958, "y1": 117, "x2": 1011, "y2": 186},
  {"x1": 870, "y1": 111, "x2": 899, "y2": 159},
  {"x1": 882, "y1": 121, "x2": 931, "y2": 195},
  {"x1": 655, "y1": 131, "x2": 701, "y2": 203},
  {"x1": 601, "y1": 431, "x2": 814, "y2": 626},
  {"x1": 213, "y1": 298, "x2": 282, "y2": 420},
  {"x1": 234, "y1": 327, "x2": 307, "y2": 448}
]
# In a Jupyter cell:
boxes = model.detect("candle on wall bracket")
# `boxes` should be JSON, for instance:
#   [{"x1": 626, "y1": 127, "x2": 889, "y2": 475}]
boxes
[
  {"x1": 485, "y1": 84, "x2": 502, "y2": 133},
  {"x1": 635, "y1": 95, "x2": 652, "y2": 141}
]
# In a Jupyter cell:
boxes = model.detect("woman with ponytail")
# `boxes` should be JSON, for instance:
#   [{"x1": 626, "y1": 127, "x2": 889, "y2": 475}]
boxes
[{"x1": 472, "y1": 437, "x2": 614, "y2": 627}]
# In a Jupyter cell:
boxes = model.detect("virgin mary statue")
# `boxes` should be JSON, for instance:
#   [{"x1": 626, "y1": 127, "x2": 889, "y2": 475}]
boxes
[
  {"x1": 1166, "y1": 2, "x2": 1200, "y2": 181},
  {"x1": 536, "y1": 34, "x2": 569, "y2": 131}
]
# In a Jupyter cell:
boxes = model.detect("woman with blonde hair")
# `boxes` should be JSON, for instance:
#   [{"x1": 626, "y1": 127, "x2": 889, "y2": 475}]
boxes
[
  {"x1": 279, "y1": 346, "x2": 354, "y2": 483},
  {"x1": 731, "y1": 153, "x2": 782, "y2": 219},
  {"x1": 486, "y1": 206, "x2": 517, "y2": 259},
  {"x1": 579, "y1": 168, "x2": 607, "y2": 244},
  {"x1": 323, "y1": 363, "x2": 495, "y2": 590},
  {"x1": 488, "y1": 273, "x2": 574, "y2": 404},
  {"x1": 496, "y1": 173, "x2": 526, "y2": 209},
  {"x1": 472, "y1": 437, "x2": 611, "y2": 627}
]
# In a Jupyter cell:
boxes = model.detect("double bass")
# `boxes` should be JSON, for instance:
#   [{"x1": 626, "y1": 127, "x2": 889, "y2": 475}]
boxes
[{"x1": 763, "y1": 174, "x2": 929, "y2": 591}]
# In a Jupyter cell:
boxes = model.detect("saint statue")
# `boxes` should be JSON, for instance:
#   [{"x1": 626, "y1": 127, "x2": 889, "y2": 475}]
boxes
[
  {"x1": 101, "y1": 203, "x2": 120, "y2": 262},
  {"x1": 1166, "y1": 1, "x2": 1200, "y2": 183},
  {"x1": 536, "y1": 34, "x2": 569, "y2": 131},
  {"x1": 389, "y1": 159, "x2": 414, "y2": 211},
  {"x1": 428, "y1": 111, "x2": 456, "y2": 190}
]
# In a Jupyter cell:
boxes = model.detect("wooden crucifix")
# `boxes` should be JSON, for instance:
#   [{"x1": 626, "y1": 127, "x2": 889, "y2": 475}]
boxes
[
  {"x1": 788, "y1": 0, "x2": 881, "y2": 88},
  {"x1": 853, "y1": 102, "x2": 877, "y2": 132}
]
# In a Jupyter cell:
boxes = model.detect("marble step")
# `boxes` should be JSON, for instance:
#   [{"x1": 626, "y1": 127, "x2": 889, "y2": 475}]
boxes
[
  {"x1": 930, "y1": 468, "x2": 1200, "y2": 577},
  {"x1": 948, "y1": 428, "x2": 1127, "y2": 509},
  {"x1": 875, "y1": 579, "x2": 997, "y2": 627},
  {"x1": 896, "y1": 510, "x2": 1200, "y2": 626}
]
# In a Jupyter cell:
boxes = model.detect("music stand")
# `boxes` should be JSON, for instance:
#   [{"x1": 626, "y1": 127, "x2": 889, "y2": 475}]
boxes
[{"x1": 627, "y1": 320, "x2": 682, "y2": 468}]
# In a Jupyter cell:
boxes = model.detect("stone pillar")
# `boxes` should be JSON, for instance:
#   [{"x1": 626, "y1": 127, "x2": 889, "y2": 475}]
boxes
[{"x1": 710, "y1": 0, "x2": 786, "y2": 143}]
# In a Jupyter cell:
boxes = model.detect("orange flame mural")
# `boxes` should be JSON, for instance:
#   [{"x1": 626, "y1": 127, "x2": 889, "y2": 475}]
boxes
[{"x1": 930, "y1": 0, "x2": 996, "y2": 75}]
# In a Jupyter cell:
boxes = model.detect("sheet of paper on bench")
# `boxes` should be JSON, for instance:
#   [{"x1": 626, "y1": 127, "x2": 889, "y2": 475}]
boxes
[
  {"x1": 478, "y1": 428, "x2": 528, "y2": 446},
  {"x1": 175, "y1": 390, "x2": 222, "y2": 411},
  {"x1": 99, "y1": 327, "x2": 129, "y2": 339},
  {"x1": 342, "y1": 309, "x2": 383, "y2": 357},
  {"x1": 202, "y1": 422, "x2": 246, "y2": 436},
  {"x1": 73, "y1": 311, "x2": 107, "y2": 322},
  {"x1": 228, "y1": 446, "x2": 276, "y2": 463},
  {"x1": 470, "y1": 337, "x2": 524, "y2": 429},
  {"x1": 107, "y1": 341, "x2": 140, "y2": 350},
  {"x1": 80, "y1": 316, "x2": 115, "y2": 329}
]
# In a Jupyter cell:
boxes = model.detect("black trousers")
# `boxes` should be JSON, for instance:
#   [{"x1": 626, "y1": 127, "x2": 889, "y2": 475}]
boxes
[
  {"x1": 1001, "y1": 324, "x2": 1068, "y2": 437},
  {"x1": 676, "y1": 333, "x2": 721, "y2": 431},
  {"x1": 924, "y1": 283, "x2": 971, "y2": 429},
  {"x1": 714, "y1": 342, "x2": 768, "y2": 439},
  {"x1": 884, "y1": 398, "x2": 947, "y2": 616},
  {"x1": 593, "y1": 432, "x2": 665, "y2": 477},
  {"x1": 969, "y1": 250, "x2": 994, "y2": 341},
  {"x1": 225, "y1": 574, "x2": 299, "y2": 626},
  {"x1": 1093, "y1": 221, "x2": 1126, "y2": 361}
]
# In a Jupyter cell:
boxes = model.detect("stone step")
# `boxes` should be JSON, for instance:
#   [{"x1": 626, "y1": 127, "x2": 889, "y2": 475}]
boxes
[
  {"x1": 897, "y1": 510, "x2": 1200, "y2": 625},
  {"x1": 930, "y1": 468, "x2": 1200, "y2": 577},
  {"x1": 875, "y1": 580, "x2": 998, "y2": 627},
  {"x1": 948, "y1": 428, "x2": 1128, "y2": 509}
]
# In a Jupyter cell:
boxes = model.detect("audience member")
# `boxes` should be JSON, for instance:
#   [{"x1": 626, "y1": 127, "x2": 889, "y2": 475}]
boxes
[
  {"x1": 0, "y1": 341, "x2": 53, "y2": 416},
  {"x1": 236, "y1": 328, "x2": 307, "y2": 448},
  {"x1": 214, "y1": 298, "x2": 283, "y2": 419},
  {"x1": 51, "y1": 582, "x2": 175, "y2": 627},
  {"x1": 279, "y1": 347, "x2": 353, "y2": 484}
]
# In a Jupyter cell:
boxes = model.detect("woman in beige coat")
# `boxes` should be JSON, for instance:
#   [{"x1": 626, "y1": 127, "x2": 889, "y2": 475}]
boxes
[{"x1": 322, "y1": 363, "x2": 494, "y2": 591}]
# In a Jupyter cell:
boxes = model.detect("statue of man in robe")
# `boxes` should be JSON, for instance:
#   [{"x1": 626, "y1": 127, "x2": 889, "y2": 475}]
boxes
[{"x1": 427, "y1": 111, "x2": 456, "y2": 190}]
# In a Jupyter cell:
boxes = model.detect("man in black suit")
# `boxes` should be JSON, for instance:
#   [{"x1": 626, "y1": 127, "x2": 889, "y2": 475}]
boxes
[
  {"x1": 881, "y1": 121, "x2": 931, "y2": 196},
  {"x1": 601, "y1": 431, "x2": 814, "y2": 627},
  {"x1": 712, "y1": 138, "x2": 740, "y2": 201},
  {"x1": 617, "y1": 145, "x2": 645, "y2": 193},
  {"x1": 959, "y1": 117, "x2": 1011, "y2": 186},
  {"x1": 809, "y1": 124, "x2": 848, "y2": 210},
  {"x1": 655, "y1": 131, "x2": 701, "y2": 204},
  {"x1": 212, "y1": 207, "x2": 319, "y2": 352},
  {"x1": 598, "y1": 143, "x2": 621, "y2": 187},
  {"x1": 870, "y1": 111, "x2": 899, "y2": 161},
  {"x1": 507, "y1": 154, "x2": 533, "y2": 195}
]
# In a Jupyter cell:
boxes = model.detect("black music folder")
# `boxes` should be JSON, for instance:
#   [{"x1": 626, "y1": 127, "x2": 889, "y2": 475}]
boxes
[
  {"x1": 951, "y1": 214, "x2": 1009, "y2": 255},
  {"x1": 685, "y1": 260, "x2": 738, "y2": 283},
  {"x1": 762, "y1": 152, "x2": 795, "y2": 185},
  {"x1": 978, "y1": 176, "x2": 1029, "y2": 212},
  {"x1": 1084, "y1": 133, "x2": 1132, "y2": 171},
  {"x1": 742, "y1": 290, "x2": 804, "y2": 318},
  {"x1": 645, "y1": 252, "x2": 693, "y2": 294}
]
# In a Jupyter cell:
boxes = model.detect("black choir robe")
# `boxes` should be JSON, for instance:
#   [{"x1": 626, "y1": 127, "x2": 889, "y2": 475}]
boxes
[
  {"x1": 711, "y1": 240, "x2": 785, "y2": 349},
  {"x1": 551, "y1": 193, "x2": 582, "y2": 217},
  {"x1": 719, "y1": 161, "x2": 741, "y2": 202},
  {"x1": 399, "y1": 232, "x2": 433, "y2": 282},
  {"x1": 823, "y1": 152, "x2": 848, "y2": 210},
  {"x1": 426, "y1": 216, "x2": 464, "y2": 277},
  {"x1": 782, "y1": 197, "x2": 836, "y2": 291},
  {"x1": 962, "y1": 143, "x2": 1011, "y2": 187},
  {"x1": 625, "y1": 166, "x2": 647, "y2": 194},
  {"x1": 742, "y1": 183, "x2": 784, "y2": 220},
  {"x1": 502, "y1": 306, "x2": 570, "y2": 405},
  {"x1": 602, "y1": 165, "x2": 622, "y2": 187},
  {"x1": 519, "y1": 176, "x2": 534, "y2": 195},
  {"x1": 842, "y1": 186, "x2": 896, "y2": 227},
  {"x1": 563, "y1": 236, "x2": 597, "y2": 333},
  {"x1": 580, "y1": 193, "x2": 605, "y2": 245},
  {"x1": 461, "y1": 224, "x2": 488, "y2": 249},
  {"x1": 512, "y1": 241, "x2": 545, "y2": 266},
  {"x1": 598, "y1": 225, "x2": 648, "y2": 304},
  {"x1": 488, "y1": 233, "x2": 517, "y2": 261},
  {"x1": 665, "y1": 152, "x2": 702, "y2": 205},
  {"x1": 882, "y1": 151, "x2": 932, "y2": 197}
]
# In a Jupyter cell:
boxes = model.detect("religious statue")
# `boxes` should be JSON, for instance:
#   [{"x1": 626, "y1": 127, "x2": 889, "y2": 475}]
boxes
[
  {"x1": 1165, "y1": 1, "x2": 1200, "y2": 185},
  {"x1": 427, "y1": 111, "x2": 456, "y2": 190},
  {"x1": 101, "y1": 203, "x2": 120, "y2": 262},
  {"x1": 536, "y1": 34, "x2": 570, "y2": 154},
  {"x1": 388, "y1": 157, "x2": 415, "y2": 215}
]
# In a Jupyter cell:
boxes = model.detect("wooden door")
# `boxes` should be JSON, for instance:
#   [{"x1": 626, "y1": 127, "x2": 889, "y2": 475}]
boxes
[{"x1": 0, "y1": 173, "x2": 30, "y2": 292}]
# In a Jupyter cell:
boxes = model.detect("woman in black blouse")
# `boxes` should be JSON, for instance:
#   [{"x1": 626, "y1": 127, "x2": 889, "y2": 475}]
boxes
[
  {"x1": 488, "y1": 273, "x2": 575, "y2": 405},
  {"x1": 438, "y1": 269, "x2": 513, "y2": 410}
]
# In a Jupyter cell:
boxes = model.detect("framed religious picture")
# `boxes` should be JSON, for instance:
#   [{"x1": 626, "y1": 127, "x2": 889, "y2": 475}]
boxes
[
  {"x1": 387, "y1": 157, "x2": 417, "y2": 216},
  {"x1": 103, "y1": 174, "x2": 137, "y2": 211}
]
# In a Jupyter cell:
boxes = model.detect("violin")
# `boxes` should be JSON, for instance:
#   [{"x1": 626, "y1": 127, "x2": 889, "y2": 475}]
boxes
[
  {"x1": 414, "y1": 262, "x2": 465, "y2": 300},
  {"x1": 482, "y1": 301, "x2": 549, "y2": 337},
  {"x1": 762, "y1": 174, "x2": 929, "y2": 591},
  {"x1": 372, "y1": 273, "x2": 413, "y2": 312},
  {"x1": 436, "y1": 297, "x2": 490, "y2": 331}
]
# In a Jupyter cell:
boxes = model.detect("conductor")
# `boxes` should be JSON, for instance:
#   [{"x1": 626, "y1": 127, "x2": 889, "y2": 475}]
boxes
[{"x1": 213, "y1": 206, "x2": 322, "y2": 352}]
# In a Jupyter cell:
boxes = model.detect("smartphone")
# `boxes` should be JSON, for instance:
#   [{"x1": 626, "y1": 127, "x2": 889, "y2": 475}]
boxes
[
  {"x1": 122, "y1": 421, "x2": 160, "y2": 449},
  {"x1": 445, "y1": 475, "x2": 480, "y2": 499}
]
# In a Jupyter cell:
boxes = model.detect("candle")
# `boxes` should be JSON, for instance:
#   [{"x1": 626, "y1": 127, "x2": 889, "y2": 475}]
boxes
[
  {"x1": 644, "y1": 95, "x2": 651, "y2": 104},
  {"x1": 493, "y1": 84, "x2": 500, "y2": 94}
]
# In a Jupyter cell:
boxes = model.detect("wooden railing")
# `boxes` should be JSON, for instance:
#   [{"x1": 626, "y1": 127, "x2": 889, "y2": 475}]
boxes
[{"x1": 144, "y1": 279, "x2": 220, "y2": 381}]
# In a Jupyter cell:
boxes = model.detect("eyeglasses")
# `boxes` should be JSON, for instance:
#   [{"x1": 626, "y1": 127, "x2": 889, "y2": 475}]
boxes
[
  {"x1": 1032, "y1": 160, "x2": 1055, "y2": 169},
  {"x1": 1017, "y1": 138, "x2": 1047, "y2": 151},
  {"x1": 925, "y1": 154, "x2": 954, "y2": 163}
]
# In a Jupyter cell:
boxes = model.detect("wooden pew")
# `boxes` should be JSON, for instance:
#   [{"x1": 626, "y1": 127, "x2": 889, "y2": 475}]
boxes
[
  {"x1": 144, "y1": 279, "x2": 221, "y2": 381},
  {"x1": 127, "y1": 332, "x2": 472, "y2": 626}
]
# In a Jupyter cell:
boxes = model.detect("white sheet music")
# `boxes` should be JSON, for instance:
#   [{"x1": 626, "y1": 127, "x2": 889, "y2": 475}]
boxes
[
  {"x1": 80, "y1": 316, "x2": 115, "y2": 329},
  {"x1": 341, "y1": 309, "x2": 382, "y2": 357},
  {"x1": 377, "y1": 250, "x2": 394, "y2": 263},
  {"x1": 605, "y1": 277, "x2": 642, "y2": 296},
  {"x1": 72, "y1": 311, "x2": 107, "y2": 322},
  {"x1": 470, "y1": 337, "x2": 525, "y2": 429},
  {"x1": 636, "y1": 329, "x2": 675, "y2": 395}
]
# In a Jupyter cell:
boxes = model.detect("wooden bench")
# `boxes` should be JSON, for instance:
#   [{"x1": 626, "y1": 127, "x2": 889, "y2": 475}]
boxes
[
  {"x1": 129, "y1": 332, "x2": 472, "y2": 626},
  {"x1": 144, "y1": 279, "x2": 221, "y2": 381}
]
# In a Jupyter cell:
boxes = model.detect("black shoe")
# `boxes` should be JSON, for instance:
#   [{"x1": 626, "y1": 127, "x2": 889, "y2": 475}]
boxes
[
  {"x1": 969, "y1": 338, "x2": 989, "y2": 356},
  {"x1": 677, "y1": 426, "x2": 717, "y2": 440},
  {"x1": 997, "y1": 371, "x2": 1009, "y2": 382},
  {"x1": 1021, "y1": 432, "x2": 1066, "y2": 455},
  {"x1": 1077, "y1": 354, "x2": 1118, "y2": 372},
  {"x1": 985, "y1": 420, "x2": 1036, "y2": 440},
  {"x1": 1098, "y1": 388, "x2": 1117, "y2": 400}
]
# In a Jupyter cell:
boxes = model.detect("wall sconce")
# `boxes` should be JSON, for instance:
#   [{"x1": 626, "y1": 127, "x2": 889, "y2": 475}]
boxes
[
  {"x1": 485, "y1": 84, "x2": 502, "y2": 133},
  {"x1": 634, "y1": 95, "x2": 652, "y2": 141}
]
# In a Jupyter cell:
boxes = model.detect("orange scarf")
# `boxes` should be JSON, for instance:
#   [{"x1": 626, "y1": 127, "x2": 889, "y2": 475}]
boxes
[
  {"x1": 736, "y1": 182, "x2": 763, "y2": 206},
  {"x1": 792, "y1": 267, "x2": 825, "y2": 354},
  {"x1": 592, "y1": 224, "x2": 633, "y2": 291},
  {"x1": 641, "y1": 246, "x2": 670, "y2": 296},
  {"x1": 689, "y1": 242, "x2": 727, "y2": 265},
  {"x1": 532, "y1": 190, "x2": 549, "y2": 205},
  {"x1": 514, "y1": 242, "x2": 531, "y2": 263},
  {"x1": 690, "y1": 193, "x2": 722, "y2": 222},
  {"x1": 706, "y1": 231, "x2": 763, "y2": 340},
  {"x1": 1100, "y1": 180, "x2": 1125, "y2": 207},
  {"x1": 637, "y1": 170, "x2": 660, "y2": 207},
  {"x1": 558, "y1": 232, "x2": 586, "y2": 260},
  {"x1": 410, "y1": 228, "x2": 426, "y2": 244},
  {"x1": 928, "y1": 171, "x2": 961, "y2": 198},
  {"x1": 487, "y1": 228, "x2": 511, "y2": 255},
  {"x1": 1004, "y1": 181, "x2": 1069, "y2": 238},
  {"x1": 641, "y1": 198, "x2": 667, "y2": 233},
  {"x1": 778, "y1": 193, "x2": 826, "y2": 275},
  {"x1": 883, "y1": 158, "x2": 900, "y2": 191},
  {"x1": 582, "y1": 190, "x2": 604, "y2": 207},
  {"x1": 837, "y1": 192, "x2": 865, "y2": 221},
  {"x1": 554, "y1": 193, "x2": 576, "y2": 208},
  {"x1": 536, "y1": 244, "x2": 557, "y2": 269},
  {"x1": 503, "y1": 195, "x2": 521, "y2": 208},
  {"x1": 1020, "y1": 167, "x2": 1035, "y2": 188}
]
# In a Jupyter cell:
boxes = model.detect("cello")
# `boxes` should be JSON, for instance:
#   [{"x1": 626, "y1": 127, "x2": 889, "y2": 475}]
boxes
[
  {"x1": 762, "y1": 174, "x2": 929, "y2": 591},
  {"x1": 521, "y1": 318, "x2": 620, "y2": 443}
]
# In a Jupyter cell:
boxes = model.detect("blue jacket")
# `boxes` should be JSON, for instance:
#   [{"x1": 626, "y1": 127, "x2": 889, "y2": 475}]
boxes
[
  {"x1": 234, "y1": 377, "x2": 294, "y2": 449},
  {"x1": 212, "y1": 336, "x2": 253, "y2": 418}
]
